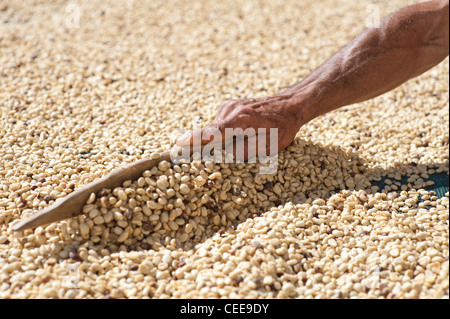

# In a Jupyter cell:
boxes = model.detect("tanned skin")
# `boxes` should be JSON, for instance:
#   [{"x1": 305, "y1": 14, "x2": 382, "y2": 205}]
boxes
[{"x1": 177, "y1": 0, "x2": 449, "y2": 159}]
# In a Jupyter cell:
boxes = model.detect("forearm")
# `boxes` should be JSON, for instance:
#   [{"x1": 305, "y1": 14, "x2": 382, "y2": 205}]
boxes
[
  {"x1": 281, "y1": 0, "x2": 449, "y2": 125},
  {"x1": 177, "y1": 1, "x2": 448, "y2": 153}
]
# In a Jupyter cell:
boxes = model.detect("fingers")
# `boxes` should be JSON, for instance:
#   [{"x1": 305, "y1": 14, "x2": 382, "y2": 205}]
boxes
[
  {"x1": 176, "y1": 123, "x2": 280, "y2": 163},
  {"x1": 175, "y1": 111, "x2": 249, "y2": 147},
  {"x1": 216, "y1": 99, "x2": 238, "y2": 119},
  {"x1": 176, "y1": 125, "x2": 224, "y2": 147},
  {"x1": 176, "y1": 98, "x2": 256, "y2": 147},
  {"x1": 175, "y1": 131, "x2": 194, "y2": 146}
]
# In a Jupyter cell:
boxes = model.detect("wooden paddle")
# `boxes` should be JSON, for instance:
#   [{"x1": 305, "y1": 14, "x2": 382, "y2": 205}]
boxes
[
  {"x1": 11, "y1": 151, "x2": 173, "y2": 232},
  {"x1": 11, "y1": 137, "x2": 261, "y2": 232}
]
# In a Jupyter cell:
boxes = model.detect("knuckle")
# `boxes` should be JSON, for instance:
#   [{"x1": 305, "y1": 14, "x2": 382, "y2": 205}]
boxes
[{"x1": 211, "y1": 119, "x2": 227, "y2": 131}]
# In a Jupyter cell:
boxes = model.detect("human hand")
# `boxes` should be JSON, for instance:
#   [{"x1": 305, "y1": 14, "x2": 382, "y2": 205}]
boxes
[{"x1": 176, "y1": 93, "x2": 305, "y2": 161}]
